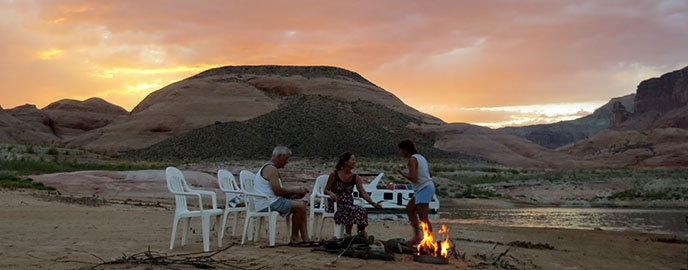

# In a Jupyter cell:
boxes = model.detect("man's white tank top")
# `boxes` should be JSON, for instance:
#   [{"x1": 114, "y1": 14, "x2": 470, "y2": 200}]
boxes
[
  {"x1": 411, "y1": 154, "x2": 433, "y2": 192},
  {"x1": 253, "y1": 162, "x2": 283, "y2": 211}
]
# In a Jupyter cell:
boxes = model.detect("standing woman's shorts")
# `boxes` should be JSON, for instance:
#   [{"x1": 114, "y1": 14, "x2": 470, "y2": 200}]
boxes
[{"x1": 413, "y1": 183, "x2": 435, "y2": 204}]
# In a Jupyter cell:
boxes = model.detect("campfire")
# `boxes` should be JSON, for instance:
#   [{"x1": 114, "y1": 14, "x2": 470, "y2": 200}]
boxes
[{"x1": 413, "y1": 221, "x2": 451, "y2": 264}]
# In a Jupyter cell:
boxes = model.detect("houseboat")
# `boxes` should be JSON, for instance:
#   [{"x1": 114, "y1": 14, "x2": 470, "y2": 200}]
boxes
[{"x1": 352, "y1": 173, "x2": 440, "y2": 213}]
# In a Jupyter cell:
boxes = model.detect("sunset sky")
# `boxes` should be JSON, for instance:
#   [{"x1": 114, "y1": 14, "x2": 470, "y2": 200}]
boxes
[{"x1": 1, "y1": 0, "x2": 687, "y2": 128}]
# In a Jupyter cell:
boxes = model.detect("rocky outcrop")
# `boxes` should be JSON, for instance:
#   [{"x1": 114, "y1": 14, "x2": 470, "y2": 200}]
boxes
[
  {"x1": 610, "y1": 101, "x2": 632, "y2": 129},
  {"x1": 634, "y1": 66, "x2": 688, "y2": 114},
  {"x1": 0, "y1": 98, "x2": 127, "y2": 144},
  {"x1": 499, "y1": 94, "x2": 635, "y2": 149},
  {"x1": 613, "y1": 66, "x2": 688, "y2": 130},
  {"x1": 43, "y1": 98, "x2": 128, "y2": 138},
  {"x1": 6, "y1": 104, "x2": 56, "y2": 137},
  {"x1": 0, "y1": 106, "x2": 57, "y2": 144}
]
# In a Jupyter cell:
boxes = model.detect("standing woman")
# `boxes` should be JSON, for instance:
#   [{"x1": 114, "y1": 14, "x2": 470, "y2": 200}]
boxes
[
  {"x1": 325, "y1": 152, "x2": 382, "y2": 236},
  {"x1": 396, "y1": 140, "x2": 435, "y2": 244}
]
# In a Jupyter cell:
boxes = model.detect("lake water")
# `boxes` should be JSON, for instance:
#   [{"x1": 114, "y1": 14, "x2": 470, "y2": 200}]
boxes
[{"x1": 370, "y1": 207, "x2": 688, "y2": 236}]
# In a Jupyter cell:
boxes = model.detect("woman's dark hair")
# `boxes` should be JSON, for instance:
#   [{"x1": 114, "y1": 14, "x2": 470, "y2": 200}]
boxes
[
  {"x1": 335, "y1": 152, "x2": 353, "y2": 171},
  {"x1": 398, "y1": 139, "x2": 418, "y2": 155}
]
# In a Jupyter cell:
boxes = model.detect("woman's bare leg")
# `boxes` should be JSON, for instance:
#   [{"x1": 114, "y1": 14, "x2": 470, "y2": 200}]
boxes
[
  {"x1": 405, "y1": 197, "x2": 420, "y2": 239},
  {"x1": 416, "y1": 203, "x2": 432, "y2": 234}
]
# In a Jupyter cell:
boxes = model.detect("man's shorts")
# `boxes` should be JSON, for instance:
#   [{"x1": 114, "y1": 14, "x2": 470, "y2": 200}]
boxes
[
  {"x1": 259, "y1": 197, "x2": 292, "y2": 216},
  {"x1": 414, "y1": 183, "x2": 435, "y2": 204}
]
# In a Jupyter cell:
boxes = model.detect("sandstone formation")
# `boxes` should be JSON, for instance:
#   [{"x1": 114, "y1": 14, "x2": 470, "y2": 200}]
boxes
[
  {"x1": 68, "y1": 65, "x2": 444, "y2": 153},
  {"x1": 610, "y1": 101, "x2": 632, "y2": 129},
  {"x1": 635, "y1": 66, "x2": 688, "y2": 114},
  {"x1": 1, "y1": 98, "x2": 127, "y2": 144},
  {"x1": 558, "y1": 128, "x2": 688, "y2": 167},
  {"x1": 128, "y1": 95, "x2": 459, "y2": 160},
  {"x1": 617, "y1": 65, "x2": 688, "y2": 130},
  {"x1": 43, "y1": 98, "x2": 128, "y2": 138},
  {"x1": 411, "y1": 123, "x2": 595, "y2": 169},
  {"x1": 0, "y1": 106, "x2": 57, "y2": 144}
]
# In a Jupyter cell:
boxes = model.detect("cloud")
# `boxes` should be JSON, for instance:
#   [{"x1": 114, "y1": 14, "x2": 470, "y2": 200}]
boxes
[{"x1": 0, "y1": 0, "x2": 686, "y2": 124}]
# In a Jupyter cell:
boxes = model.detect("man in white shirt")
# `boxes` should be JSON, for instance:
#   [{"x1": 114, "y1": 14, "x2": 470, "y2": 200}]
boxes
[{"x1": 253, "y1": 146, "x2": 312, "y2": 246}]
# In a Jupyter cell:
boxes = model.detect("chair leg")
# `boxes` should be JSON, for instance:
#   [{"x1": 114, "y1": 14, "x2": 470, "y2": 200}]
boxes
[
  {"x1": 247, "y1": 218, "x2": 254, "y2": 241},
  {"x1": 241, "y1": 216, "x2": 251, "y2": 245},
  {"x1": 170, "y1": 216, "x2": 179, "y2": 250},
  {"x1": 220, "y1": 210, "x2": 230, "y2": 246},
  {"x1": 308, "y1": 209, "x2": 315, "y2": 239},
  {"x1": 181, "y1": 217, "x2": 190, "y2": 246},
  {"x1": 334, "y1": 223, "x2": 343, "y2": 239},
  {"x1": 216, "y1": 215, "x2": 222, "y2": 247},
  {"x1": 254, "y1": 217, "x2": 263, "y2": 242},
  {"x1": 285, "y1": 216, "x2": 291, "y2": 241},
  {"x1": 318, "y1": 215, "x2": 326, "y2": 240},
  {"x1": 202, "y1": 214, "x2": 210, "y2": 252},
  {"x1": 231, "y1": 211, "x2": 240, "y2": 236},
  {"x1": 269, "y1": 214, "x2": 277, "y2": 247}
]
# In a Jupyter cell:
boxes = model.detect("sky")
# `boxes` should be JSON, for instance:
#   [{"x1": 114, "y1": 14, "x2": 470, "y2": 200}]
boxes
[{"x1": 1, "y1": 0, "x2": 687, "y2": 128}]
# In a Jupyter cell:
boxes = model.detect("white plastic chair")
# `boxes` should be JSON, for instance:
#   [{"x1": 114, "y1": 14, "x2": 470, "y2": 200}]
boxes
[
  {"x1": 239, "y1": 170, "x2": 291, "y2": 246},
  {"x1": 217, "y1": 169, "x2": 247, "y2": 246},
  {"x1": 166, "y1": 167, "x2": 223, "y2": 252},
  {"x1": 308, "y1": 173, "x2": 374, "y2": 238},
  {"x1": 309, "y1": 175, "x2": 334, "y2": 240},
  {"x1": 332, "y1": 198, "x2": 366, "y2": 238},
  {"x1": 328, "y1": 173, "x2": 383, "y2": 238}
]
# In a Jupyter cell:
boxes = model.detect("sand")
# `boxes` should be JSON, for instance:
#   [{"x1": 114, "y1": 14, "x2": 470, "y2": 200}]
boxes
[{"x1": 2, "y1": 188, "x2": 687, "y2": 270}]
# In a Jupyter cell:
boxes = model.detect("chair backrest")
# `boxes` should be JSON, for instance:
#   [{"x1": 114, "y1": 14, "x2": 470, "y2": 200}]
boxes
[
  {"x1": 166, "y1": 167, "x2": 188, "y2": 212},
  {"x1": 218, "y1": 169, "x2": 241, "y2": 202},
  {"x1": 218, "y1": 169, "x2": 241, "y2": 191},
  {"x1": 313, "y1": 175, "x2": 329, "y2": 196},
  {"x1": 239, "y1": 170, "x2": 257, "y2": 211},
  {"x1": 311, "y1": 175, "x2": 330, "y2": 210}
]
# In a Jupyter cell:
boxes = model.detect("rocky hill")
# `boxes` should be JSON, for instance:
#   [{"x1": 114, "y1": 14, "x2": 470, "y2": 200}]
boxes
[
  {"x1": 68, "y1": 65, "x2": 444, "y2": 153},
  {"x1": 558, "y1": 128, "x2": 688, "y2": 167},
  {"x1": 127, "y1": 95, "x2": 462, "y2": 160},
  {"x1": 498, "y1": 94, "x2": 635, "y2": 149},
  {"x1": 411, "y1": 123, "x2": 595, "y2": 168},
  {"x1": 615, "y1": 65, "x2": 688, "y2": 130},
  {"x1": 2, "y1": 98, "x2": 128, "y2": 143},
  {"x1": 0, "y1": 105, "x2": 57, "y2": 144}
]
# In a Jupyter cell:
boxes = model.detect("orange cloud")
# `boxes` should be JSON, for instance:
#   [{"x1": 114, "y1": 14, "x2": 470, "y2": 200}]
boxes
[
  {"x1": 1, "y1": 0, "x2": 687, "y2": 127},
  {"x1": 36, "y1": 49, "x2": 63, "y2": 59}
]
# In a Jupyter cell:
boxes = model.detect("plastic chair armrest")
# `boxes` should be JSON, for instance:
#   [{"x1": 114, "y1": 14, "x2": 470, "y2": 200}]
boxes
[
  {"x1": 190, "y1": 189, "x2": 218, "y2": 209},
  {"x1": 171, "y1": 191, "x2": 204, "y2": 210},
  {"x1": 243, "y1": 192, "x2": 273, "y2": 212}
]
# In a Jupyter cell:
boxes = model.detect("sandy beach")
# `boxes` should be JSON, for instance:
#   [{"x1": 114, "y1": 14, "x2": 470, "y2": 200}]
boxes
[{"x1": 2, "y1": 187, "x2": 687, "y2": 270}]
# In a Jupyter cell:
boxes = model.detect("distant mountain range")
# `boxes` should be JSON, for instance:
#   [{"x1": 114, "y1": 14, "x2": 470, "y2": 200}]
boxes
[
  {"x1": 498, "y1": 94, "x2": 635, "y2": 149},
  {"x1": 2, "y1": 65, "x2": 687, "y2": 168}
]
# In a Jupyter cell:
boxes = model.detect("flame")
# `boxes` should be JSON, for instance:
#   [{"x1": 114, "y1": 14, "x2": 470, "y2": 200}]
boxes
[
  {"x1": 440, "y1": 233, "x2": 450, "y2": 258},
  {"x1": 416, "y1": 221, "x2": 438, "y2": 256},
  {"x1": 438, "y1": 225, "x2": 448, "y2": 234},
  {"x1": 416, "y1": 222, "x2": 451, "y2": 258}
]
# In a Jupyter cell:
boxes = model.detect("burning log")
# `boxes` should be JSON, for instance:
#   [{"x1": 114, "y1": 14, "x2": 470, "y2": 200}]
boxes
[{"x1": 412, "y1": 222, "x2": 451, "y2": 265}]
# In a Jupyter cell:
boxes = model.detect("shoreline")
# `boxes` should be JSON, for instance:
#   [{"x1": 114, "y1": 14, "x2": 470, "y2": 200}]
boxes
[{"x1": 2, "y1": 188, "x2": 688, "y2": 269}]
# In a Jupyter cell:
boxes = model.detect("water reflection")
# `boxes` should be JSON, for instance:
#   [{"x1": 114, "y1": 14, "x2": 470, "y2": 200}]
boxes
[{"x1": 370, "y1": 208, "x2": 688, "y2": 235}]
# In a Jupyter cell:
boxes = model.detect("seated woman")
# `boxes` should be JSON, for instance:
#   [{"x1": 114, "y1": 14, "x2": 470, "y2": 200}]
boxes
[{"x1": 325, "y1": 152, "x2": 382, "y2": 236}]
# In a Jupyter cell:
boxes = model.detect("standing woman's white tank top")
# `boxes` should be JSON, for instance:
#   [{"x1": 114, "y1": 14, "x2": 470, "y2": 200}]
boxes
[{"x1": 411, "y1": 154, "x2": 433, "y2": 192}]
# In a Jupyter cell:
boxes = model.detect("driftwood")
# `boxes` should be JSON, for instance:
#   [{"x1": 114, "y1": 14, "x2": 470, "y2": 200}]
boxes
[
  {"x1": 469, "y1": 244, "x2": 539, "y2": 270},
  {"x1": 77, "y1": 245, "x2": 250, "y2": 269}
]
